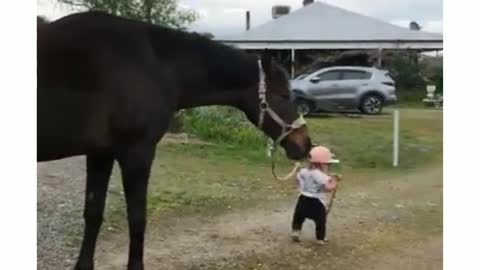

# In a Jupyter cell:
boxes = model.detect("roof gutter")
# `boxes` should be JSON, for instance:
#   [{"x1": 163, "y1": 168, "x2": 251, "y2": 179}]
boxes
[{"x1": 218, "y1": 40, "x2": 443, "y2": 50}]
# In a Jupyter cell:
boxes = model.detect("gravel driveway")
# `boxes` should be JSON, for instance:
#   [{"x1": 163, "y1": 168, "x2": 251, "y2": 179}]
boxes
[{"x1": 37, "y1": 157, "x2": 86, "y2": 270}]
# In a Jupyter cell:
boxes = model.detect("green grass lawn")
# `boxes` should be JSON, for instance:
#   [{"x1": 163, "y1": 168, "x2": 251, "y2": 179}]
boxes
[{"x1": 104, "y1": 109, "x2": 443, "y2": 227}]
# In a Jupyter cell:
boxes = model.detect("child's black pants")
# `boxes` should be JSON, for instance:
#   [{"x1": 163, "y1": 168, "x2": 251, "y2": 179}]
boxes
[{"x1": 292, "y1": 195, "x2": 327, "y2": 240}]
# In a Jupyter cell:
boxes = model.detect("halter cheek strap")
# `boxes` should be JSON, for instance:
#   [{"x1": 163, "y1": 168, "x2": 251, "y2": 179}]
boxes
[
  {"x1": 257, "y1": 59, "x2": 308, "y2": 182},
  {"x1": 257, "y1": 59, "x2": 306, "y2": 146}
]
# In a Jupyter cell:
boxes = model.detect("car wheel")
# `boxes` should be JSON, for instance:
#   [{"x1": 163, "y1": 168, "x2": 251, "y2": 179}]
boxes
[
  {"x1": 295, "y1": 99, "x2": 313, "y2": 116},
  {"x1": 360, "y1": 94, "x2": 384, "y2": 115}
]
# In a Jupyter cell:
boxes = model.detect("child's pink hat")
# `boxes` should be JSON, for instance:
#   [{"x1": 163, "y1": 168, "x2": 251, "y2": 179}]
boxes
[{"x1": 309, "y1": 146, "x2": 339, "y2": 164}]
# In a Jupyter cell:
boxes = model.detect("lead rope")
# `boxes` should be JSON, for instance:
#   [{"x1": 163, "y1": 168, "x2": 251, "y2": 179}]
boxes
[
  {"x1": 268, "y1": 139, "x2": 302, "y2": 181},
  {"x1": 266, "y1": 116, "x2": 306, "y2": 181},
  {"x1": 269, "y1": 136, "x2": 341, "y2": 214},
  {"x1": 326, "y1": 186, "x2": 338, "y2": 216},
  {"x1": 326, "y1": 174, "x2": 342, "y2": 216},
  {"x1": 256, "y1": 58, "x2": 305, "y2": 181},
  {"x1": 268, "y1": 134, "x2": 342, "y2": 215}
]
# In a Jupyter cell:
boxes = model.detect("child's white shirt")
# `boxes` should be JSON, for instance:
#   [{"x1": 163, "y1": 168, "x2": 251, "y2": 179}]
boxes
[{"x1": 296, "y1": 168, "x2": 331, "y2": 206}]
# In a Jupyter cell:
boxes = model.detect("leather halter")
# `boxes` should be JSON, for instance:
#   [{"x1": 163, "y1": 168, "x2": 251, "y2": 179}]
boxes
[{"x1": 257, "y1": 59, "x2": 306, "y2": 146}]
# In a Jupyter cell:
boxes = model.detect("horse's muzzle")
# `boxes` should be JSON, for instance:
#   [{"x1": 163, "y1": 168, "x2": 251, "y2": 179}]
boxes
[{"x1": 282, "y1": 136, "x2": 312, "y2": 161}]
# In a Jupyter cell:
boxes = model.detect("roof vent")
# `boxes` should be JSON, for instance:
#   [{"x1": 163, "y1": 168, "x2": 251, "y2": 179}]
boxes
[
  {"x1": 409, "y1": 21, "x2": 422, "y2": 31},
  {"x1": 303, "y1": 0, "x2": 314, "y2": 6},
  {"x1": 272, "y1": 5, "x2": 291, "y2": 19}
]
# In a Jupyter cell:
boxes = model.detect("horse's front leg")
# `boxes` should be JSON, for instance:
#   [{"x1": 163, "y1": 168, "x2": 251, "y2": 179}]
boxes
[
  {"x1": 117, "y1": 143, "x2": 156, "y2": 270},
  {"x1": 75, "y1": 154, "x2": 115, "y2": 270}
]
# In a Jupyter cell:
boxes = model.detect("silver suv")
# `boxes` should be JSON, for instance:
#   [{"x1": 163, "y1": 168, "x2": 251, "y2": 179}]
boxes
[{"x1": 290, "y1": 66, "x2": 397, "y2": 115}]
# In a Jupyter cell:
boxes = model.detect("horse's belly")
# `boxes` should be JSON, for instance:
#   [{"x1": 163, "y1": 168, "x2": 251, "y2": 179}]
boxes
[
  {"x1": 37, "y1": 139, "x2": 87, "y2": 162},
  {"x1": 37, "y1": 87, "x2": 111, "y2": 161}
]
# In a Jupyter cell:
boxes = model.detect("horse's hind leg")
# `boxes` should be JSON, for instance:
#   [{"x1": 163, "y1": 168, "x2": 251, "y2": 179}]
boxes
[
  {"x1": 75, "y1": 153, "x2": 114, "y2": 270},
  {"x1": 116, "y1": 143, "x2": 156, "y2": 270}
]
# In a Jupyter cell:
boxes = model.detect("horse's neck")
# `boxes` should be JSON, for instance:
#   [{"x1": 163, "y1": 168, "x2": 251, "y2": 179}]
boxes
[
  {"x1": 148, "y1": 26, "x2": 259, "y2": 110},
  {"x1": 177, "y1": 52, "x2": 259, "y2": 110}
]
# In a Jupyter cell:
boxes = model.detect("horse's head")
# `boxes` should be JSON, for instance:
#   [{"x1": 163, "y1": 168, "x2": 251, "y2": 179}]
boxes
[{"x1": 243, "y1": 51, "x2": 312, "y2": 160}]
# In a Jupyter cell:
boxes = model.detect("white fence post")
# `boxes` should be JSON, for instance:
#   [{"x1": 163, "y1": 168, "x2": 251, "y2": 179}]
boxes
[{"x1": 393, "y1": 110, "x2": 400, "y2": 167}]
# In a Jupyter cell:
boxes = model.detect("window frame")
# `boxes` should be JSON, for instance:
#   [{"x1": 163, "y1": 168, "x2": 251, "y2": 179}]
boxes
[
  {"x1": 339, "y1": 69, "x2": 372, "y2": 80},
  {"x1": 313, "y1": 70, "x2": 342, "y2": 82}
]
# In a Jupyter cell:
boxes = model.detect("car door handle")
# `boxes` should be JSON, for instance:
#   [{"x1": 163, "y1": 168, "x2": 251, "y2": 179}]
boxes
[{"x1": 331, "y1": 84, "x2": 339, "y2": 87}]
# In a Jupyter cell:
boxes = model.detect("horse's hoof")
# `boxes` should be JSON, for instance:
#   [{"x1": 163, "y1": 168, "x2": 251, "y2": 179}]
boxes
[
  {"x1": 74, "y1": 262, "x2": 93, "y2": 270},
  {"x1": 127, "y1": 262, "x2": 144, "y2": 270}
]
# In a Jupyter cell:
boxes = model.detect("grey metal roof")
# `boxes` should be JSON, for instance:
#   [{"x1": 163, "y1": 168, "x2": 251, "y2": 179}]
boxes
[{"x1": 219, "y1": 2, "x2": 443, "y2": 43}]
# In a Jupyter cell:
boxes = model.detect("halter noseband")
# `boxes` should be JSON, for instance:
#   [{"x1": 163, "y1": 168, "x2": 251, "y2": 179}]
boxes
[{"x1": 257, "y1": 59, "x2": 306, "y2": 146}]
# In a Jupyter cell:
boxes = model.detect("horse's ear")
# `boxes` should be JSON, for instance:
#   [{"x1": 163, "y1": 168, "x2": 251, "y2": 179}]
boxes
[{"x1": 261, "y1": 49, "x2": 273, "y2": 74}]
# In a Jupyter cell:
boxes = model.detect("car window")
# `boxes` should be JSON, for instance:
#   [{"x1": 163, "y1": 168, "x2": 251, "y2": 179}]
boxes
[
  {"x1": 342, "y1": 70, "x2": 372, "y2": 80},
  {"x1": 316, "y1": 71, "x2": 341, "y2": 81}
]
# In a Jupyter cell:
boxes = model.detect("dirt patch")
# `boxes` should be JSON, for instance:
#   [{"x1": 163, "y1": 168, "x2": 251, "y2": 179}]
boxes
[
  {"x1": 363, "y1": 237, "x2": 442, "y2": 270},
  {"x1": 93, "y1": 165, "x2": 442, "y2": 270},
  {"x1": 37, "y1": 110, "x2": 442, "y2": 270},
  {"x1": 37, "y1": 157, "x2": 442, "y2": 270},
  {"x1": 96, "y1": 204, "x2": 295, "y2": 270},
  {"x1": 37, "y1": 157, "x2": 86, "y2": 270}
]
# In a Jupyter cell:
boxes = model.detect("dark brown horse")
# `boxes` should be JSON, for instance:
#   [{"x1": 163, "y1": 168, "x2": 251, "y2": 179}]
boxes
[{"x1": 37, "y1": 11, "x2": 312, "y2": 270}]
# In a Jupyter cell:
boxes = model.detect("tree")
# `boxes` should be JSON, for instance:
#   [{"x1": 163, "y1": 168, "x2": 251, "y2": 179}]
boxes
[
  {"x1": 58, "y1": 0, "x2": 198, "y2": 29},
  {"x1": 389, "y1": 51, "x2": 426, "y2": 91},
  {"x1": 201, "y1": 32, "x2": 215, "y2": 39}
]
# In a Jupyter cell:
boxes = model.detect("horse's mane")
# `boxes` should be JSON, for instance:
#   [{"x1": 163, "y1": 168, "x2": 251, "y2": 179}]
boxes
[
  {"x1": 44, "y1": 11, "x2": 272, "y2": 91},
  {"x1": 147, "y1": 19, "x2": 260, "y2": 90}
]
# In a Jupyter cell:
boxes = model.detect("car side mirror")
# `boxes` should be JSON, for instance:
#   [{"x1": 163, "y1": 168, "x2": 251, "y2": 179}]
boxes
[{"x1": 310, "y1": 78, "x2": 321, "y2": 83}]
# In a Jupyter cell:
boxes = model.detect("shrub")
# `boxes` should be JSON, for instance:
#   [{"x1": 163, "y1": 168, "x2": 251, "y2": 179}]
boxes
[{"x1": 182, "y1": 106, "x2": 264, "y2": 147}]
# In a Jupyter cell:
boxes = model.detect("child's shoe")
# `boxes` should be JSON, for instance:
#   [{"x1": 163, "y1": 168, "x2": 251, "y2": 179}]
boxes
[
  {"x1": 316, "y1": 239, "x2": 327, "y2": 246},
  {"x1": 291, "y1": 231, "x2": 301, "y2": 242}
]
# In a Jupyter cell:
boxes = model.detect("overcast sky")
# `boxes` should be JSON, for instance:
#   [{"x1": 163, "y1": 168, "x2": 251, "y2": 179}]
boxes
[{"x1": 38, "y1": 0, "x2": 443, "y2": 36}]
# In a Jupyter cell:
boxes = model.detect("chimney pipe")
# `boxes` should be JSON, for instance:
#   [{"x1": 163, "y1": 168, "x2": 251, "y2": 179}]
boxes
[
  {"x1": 409, "y1": 21, "x2": 421, "y2": 31},
  {"x1": 272, "y1": 5, "x2": 291, "y2": 19},
  {"x1": 246, "y1": 11, "x2": 251, "y2": 31}
]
